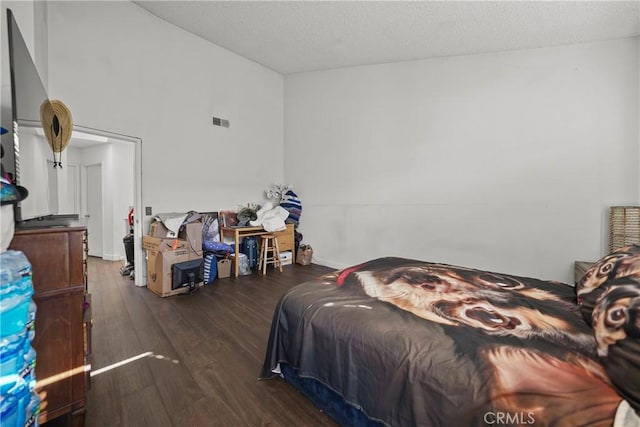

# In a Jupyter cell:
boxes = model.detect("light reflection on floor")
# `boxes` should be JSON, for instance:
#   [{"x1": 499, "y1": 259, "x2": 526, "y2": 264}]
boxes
[{"x1": 90, "y1": 351, "x2": 180, "y2": 377}]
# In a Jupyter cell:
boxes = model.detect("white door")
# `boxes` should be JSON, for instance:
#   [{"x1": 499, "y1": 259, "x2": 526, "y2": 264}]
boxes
[{"x1": 86, "y1": 164, "x2": 103, "y2": 257}]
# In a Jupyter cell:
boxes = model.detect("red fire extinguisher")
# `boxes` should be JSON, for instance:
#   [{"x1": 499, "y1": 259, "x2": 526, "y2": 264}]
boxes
[{"x1": 127, "y1": 208, "x2": 134, "y2": 233}]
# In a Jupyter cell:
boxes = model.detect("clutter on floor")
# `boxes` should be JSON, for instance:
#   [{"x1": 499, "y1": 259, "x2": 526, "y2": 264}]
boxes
[{"x1": 143, "y1": 188, "x2": 311, "y2": 296}]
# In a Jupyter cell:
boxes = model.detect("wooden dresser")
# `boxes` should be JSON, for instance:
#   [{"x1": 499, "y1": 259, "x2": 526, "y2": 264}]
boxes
[{"x1": 10, "y1": 226, "x2": 89, "y2": 426}]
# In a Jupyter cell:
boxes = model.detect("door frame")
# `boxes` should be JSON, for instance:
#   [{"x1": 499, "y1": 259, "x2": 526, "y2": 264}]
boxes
[{"x1": 73, "y1": 125, "x2": 144, "y2": 287}]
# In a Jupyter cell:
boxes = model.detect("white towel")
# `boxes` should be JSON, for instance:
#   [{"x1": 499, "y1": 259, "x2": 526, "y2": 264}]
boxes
[{"x1": 250, "y1": 203, "x2": 288, "y2": 232}]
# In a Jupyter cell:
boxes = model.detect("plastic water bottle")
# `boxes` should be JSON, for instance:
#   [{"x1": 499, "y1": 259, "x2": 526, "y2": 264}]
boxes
[
  {"x1": 13, "y1": 381, "x2": 30, "y2": 426},
  {"x1": 0, "y1": 250, "x2": 37, "y2": 426},
  {"x1": 0, "y1": 251, "x2": 34, "y2": 339},
  {"x1": 25, "y1": 300, "x2": 37, "y2": 342},
  {"x1": 20, "y1": 340, "x2": 36, "y2": 391},
  {"x1": 25, "y1": 391, "x2": 40, "y2": 427},
  {"x1": 0, "y1": 332, "x2": 26, "y2": 394},
  {"x1": 0, "y1": 394, "x2": 18, "y2": 426},
  {"x1": 0, "y1": 251, "x2": 32, "y2": 291}
]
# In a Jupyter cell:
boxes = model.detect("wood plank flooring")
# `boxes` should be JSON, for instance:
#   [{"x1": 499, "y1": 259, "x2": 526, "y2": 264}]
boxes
[{"x1": 83, "y1": 257, "x2": 338, "y2": 427}]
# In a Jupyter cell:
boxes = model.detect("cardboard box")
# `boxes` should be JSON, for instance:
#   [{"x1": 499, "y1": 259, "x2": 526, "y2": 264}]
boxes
[
  {"x1": 217, "y1": 259, "x2": 231, "y2": 279},
  {"x1": 144, "y1": 235, "x2": 202, "y2": 297},
  {"x1": 148, "y1": 220, "x2": 175, "y2": 238},
  {"x1": 279, "y1": 251, "x2": 293, "y2": 266},
  {"x1": 146, "y1": 248, "x2": 202, "y2": 297},
  {"x1": 148, "y1": 218, "x2": 203, "y2": 254},
  {"x1": 144, "y1": 217, "x2": 204, "y2": 296},
  {"x1": 179, "y1": 221, "x2": 203, "y2": 256},
  {"x1": 143, "y1": 235, "x2": 190, "y2": 252}
]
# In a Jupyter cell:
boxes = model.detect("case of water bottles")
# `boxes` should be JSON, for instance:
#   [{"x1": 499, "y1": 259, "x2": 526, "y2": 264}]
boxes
[{"x1": 1, "y1": 250, "x2": 40, "y2": 426}]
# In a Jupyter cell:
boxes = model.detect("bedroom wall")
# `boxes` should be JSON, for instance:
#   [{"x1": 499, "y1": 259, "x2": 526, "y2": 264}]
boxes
[
  {"x1": 44, "y1": 1, "x2": 284, "y2": 221},
  {"x1": 284, "y1": 37, "x2": 640, "y2": 283}
]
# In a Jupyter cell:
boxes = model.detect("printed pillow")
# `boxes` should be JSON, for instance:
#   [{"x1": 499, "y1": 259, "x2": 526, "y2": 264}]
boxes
[
  {"x1": 591, "y1": 278, "x2": 640, "y2": 415},
  {"x1": 576, "y1": 244, "x2": 640, "y2": 326},
  {"x1": 280, "y1": 190, "x2": 302, "y2": 227},
  {"x1": 576, "y1": 245, "x2": 640, "y2": 416}
]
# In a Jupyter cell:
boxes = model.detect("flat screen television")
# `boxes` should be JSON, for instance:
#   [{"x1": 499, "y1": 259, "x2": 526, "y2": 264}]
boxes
[{"x1": 6, "y1": 9, "x2": 59, "y2": 222}]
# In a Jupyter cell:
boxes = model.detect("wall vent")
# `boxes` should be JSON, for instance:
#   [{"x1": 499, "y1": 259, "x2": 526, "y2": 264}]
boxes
[{"x1": 212, "y1": 116, "x2": 230, "y2": 128}]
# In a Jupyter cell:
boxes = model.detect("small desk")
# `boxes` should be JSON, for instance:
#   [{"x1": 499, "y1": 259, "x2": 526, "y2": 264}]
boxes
[{"x1": 220, "y1": 224, "x2": 295, "y2": 277}]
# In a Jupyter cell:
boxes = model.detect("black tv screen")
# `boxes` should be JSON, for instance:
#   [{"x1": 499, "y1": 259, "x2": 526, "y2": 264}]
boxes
[{"x1": 6, "y1": 9, "x2": 59, "y2": 221}]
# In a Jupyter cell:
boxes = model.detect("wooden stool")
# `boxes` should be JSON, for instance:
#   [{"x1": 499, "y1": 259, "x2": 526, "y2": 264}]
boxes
[{"x1": 258, "y1": 234, "x2": 282, "y2": 274}]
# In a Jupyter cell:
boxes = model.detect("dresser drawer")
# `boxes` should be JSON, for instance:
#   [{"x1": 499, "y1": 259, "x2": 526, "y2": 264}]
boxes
[
  {"x1": 273, "y1": 224, "x2": 294, "y2": 252},
  {"x1": 11, "y1": 227, "x2": 86, "y2": 292},
  {"x1": 276, "y1": 234, "x2": 293, "y2": 251}
]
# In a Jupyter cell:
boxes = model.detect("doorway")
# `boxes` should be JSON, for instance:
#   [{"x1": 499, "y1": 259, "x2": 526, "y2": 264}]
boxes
[
  {"x1": 67, "y1": 126, "x2": 143, "y2": 287},
  {"x1": 86, "y1": 163, "x2": 103, "y2": 258}
]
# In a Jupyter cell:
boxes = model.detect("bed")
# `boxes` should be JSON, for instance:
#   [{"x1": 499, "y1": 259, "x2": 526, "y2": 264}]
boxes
[{"x1": 260, "y1": 254, "x2": 640, "y2": 427}]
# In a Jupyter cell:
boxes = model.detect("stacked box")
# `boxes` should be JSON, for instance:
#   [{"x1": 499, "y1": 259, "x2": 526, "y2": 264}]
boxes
[
  {"x1": 0, "y1": 250, "x2": 40, "y2": 426},
  {"x1": 148, "y1": 218, "x2": 203, "y2": 254},
  {"x1": 143, "y1": 236, "x2": 202, "y2": 297},
  {"x1": 279, "y1": 251, "x2": 293, "y2": 266}
]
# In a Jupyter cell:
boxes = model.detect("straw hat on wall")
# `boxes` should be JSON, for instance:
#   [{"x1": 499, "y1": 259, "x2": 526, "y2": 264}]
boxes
[{"x1": 40, "y1": 99, "x2": 73, "y2": 168}]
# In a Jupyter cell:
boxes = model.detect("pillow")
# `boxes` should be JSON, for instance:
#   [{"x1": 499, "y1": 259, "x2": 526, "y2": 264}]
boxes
[
  {"x1": 576, "y1": 244, "x2": 640, "y2": 326},
  {"x1": 203, "y1": 240, "x2": 234, "y2": 254},
  {"x1": 576, "y1": 245, "x2": 640, "y2": 416},
  {"x1": 591, "y1": 278, "x2": 640, "y2": 415}
]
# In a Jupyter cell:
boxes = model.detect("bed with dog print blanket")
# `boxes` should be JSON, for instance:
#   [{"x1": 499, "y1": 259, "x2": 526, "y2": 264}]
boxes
[{"x1": 260, "y1": 257, "x2": 629, "y2": 427}]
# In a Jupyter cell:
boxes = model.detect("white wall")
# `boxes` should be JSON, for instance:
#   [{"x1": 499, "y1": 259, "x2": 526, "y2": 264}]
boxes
[
  {"x1": 45, "y1": 1, "x2": 284, "y2": 225},
  {"x1": 284, "y1": 38, "x2": 640, "y2": 283},
  {"x1": 57, "y1": 146, "x2": 81, "y2": 215}
]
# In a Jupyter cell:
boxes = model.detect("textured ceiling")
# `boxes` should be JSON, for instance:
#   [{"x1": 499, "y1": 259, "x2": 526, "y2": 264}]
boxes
[{"x1": 133, "y1": 1, "x2": 640, "y2": 74}]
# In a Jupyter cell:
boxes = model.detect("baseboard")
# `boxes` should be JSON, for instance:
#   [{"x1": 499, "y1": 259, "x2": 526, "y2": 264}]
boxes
[
  {"x1": 310, "y1": 256, "x2": 346, "y2": 270},
  {"x1": 102, "y1": 253, "x2": 125, "y2": 262}
]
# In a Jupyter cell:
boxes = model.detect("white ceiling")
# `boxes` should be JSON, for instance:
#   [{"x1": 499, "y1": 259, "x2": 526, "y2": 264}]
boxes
[{"x1": 132, "y1": 1, "x2": 640, "y2": 75}]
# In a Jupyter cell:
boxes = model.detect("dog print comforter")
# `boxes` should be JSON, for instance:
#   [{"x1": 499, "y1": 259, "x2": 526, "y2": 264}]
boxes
[{"x1": 260, "y1": 257, "x2": 623, "y2": 426}]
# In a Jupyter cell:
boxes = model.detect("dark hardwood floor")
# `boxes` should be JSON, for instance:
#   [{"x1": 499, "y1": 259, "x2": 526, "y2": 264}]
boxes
[{"x1": 84, "y1": 257, "x2": 338, "y2": 427}]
